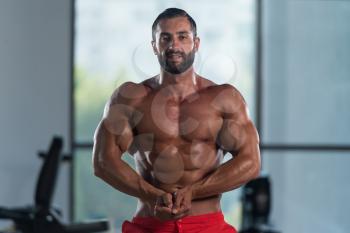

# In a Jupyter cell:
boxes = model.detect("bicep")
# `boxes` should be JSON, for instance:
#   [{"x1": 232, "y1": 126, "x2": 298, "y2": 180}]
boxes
[
  {"x1": 93, "y1": 102, "x2": 135, "y2": 167},
  {"x1": 95, "y1": 81, "x2": 146, "y2": 156},
  {"x1": 93, "y1": 121, "x2": 118, "y2": 165},
  {"x1": 217, "y1": 118, "x2": 258, "y2": 155},
  {"x1": 100, "y1": 96, "x2": 135, "y2": 151},
  {"x1": 216, "y1": 88, "x2": 259, "y2": 155}
]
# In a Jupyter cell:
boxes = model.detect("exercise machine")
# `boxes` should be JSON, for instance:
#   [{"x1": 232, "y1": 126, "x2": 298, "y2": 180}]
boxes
[
  {"x1": 240, "y1": 176, "x2": 281, "y2": 233},
  {"x1": 0, "y1": 137, "x2": 109, "y2": 233}
]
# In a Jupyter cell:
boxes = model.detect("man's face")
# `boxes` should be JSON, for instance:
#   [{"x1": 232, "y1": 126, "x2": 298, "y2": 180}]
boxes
[{"x1": 152, "y1": 16, "x2": 200, "y2": 74}]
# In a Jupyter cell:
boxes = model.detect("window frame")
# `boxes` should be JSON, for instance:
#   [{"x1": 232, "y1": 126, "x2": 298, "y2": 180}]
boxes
[{"x1": 69, "y1": 0, "x2": 350, "y2": 222}]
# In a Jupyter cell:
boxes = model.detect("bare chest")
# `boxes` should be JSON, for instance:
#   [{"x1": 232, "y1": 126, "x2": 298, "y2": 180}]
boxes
[
  {"x1": 132, "y1": 90, "x2": 223, "y2": 144},
  {"x1": 129, "y1": 87, "x2": 226, "y2": 185}
]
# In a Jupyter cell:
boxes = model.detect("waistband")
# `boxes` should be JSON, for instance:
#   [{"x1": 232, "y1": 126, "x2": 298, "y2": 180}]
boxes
[{"x1": 132, "y1": 211, "x2": 225, "y2": 225}]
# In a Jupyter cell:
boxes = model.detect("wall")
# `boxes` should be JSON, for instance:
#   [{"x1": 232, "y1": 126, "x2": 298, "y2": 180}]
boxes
[
  {"x1": 0, "y1": 0, "x2": 72, "y2": 226},
  {"x1": 262, "y1": 1, "x2": 350, "y2": 232}
]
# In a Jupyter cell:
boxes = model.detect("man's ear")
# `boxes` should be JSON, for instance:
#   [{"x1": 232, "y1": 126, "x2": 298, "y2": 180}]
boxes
[
  {"x1": 194, "y1": 37, "x2": 200, "y2": 52},
  {"x1": 151, "y1": 40, "x2": 158, "y2": 55}
]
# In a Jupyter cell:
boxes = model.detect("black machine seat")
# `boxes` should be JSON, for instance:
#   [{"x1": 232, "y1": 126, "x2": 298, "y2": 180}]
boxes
[
  {"x1": 239, "y1": 176, "x2": 281, "y2": 233},
  {"x1": 0, "y1": 137, "x2": 109, "y2": 233}
]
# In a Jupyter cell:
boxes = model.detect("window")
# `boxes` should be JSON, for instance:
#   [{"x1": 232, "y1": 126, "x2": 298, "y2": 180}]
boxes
[
  {"x1": 260, "y1": 1, "x2": 350, "y2": 232},
  {"x1": 73, "y1": 0, "x2": 257, "y2": 231}
]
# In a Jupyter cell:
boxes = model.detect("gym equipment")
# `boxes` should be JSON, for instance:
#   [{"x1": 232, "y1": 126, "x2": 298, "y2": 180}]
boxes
[
  {"x1": 240, "y1": 176, "x2": 281, "y2": 233},
  {"x1": 0, "y1": 137, "x2": 109, "y2": 233}
]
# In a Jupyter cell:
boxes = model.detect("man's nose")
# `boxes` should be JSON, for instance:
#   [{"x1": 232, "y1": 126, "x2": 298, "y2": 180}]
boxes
[{"x1": 169, "y1": 38, "x2": 180, "y2": 49}]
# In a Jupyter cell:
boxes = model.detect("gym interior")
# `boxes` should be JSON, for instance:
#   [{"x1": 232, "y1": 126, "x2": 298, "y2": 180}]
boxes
[{"x1": 1, "y1": 0, "x2": 349, "y2": 233}]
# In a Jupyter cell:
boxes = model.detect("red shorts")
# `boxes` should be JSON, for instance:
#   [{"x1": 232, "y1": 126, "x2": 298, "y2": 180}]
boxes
[{"x1": 122, "y1": 211, "x2": 237, "y2": 233}]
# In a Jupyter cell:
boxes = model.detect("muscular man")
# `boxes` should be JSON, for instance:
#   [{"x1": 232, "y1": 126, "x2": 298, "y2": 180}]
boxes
[{"x1": 93, "y1": 8, "x2": 260, "y2": 233}]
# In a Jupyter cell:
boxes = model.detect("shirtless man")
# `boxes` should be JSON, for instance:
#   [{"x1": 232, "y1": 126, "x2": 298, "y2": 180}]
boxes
[{"x1": 93, "y1": 8, "x2": 260, "y2": 233}]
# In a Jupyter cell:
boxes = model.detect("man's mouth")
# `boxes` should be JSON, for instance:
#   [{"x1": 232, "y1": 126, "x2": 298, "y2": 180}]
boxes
[{"x1": 166, "y1": 53, "x2": 183, "y2": 61}]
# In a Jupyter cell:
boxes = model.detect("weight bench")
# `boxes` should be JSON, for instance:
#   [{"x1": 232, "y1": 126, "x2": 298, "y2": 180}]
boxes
[{"x1": 0, "y1": 137, "x2": 109, "y2": 233}]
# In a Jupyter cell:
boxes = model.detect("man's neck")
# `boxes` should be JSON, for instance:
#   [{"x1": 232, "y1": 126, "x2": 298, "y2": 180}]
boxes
[{"x1": 157, "y1": 67, "x2": 199, "y2": 99}]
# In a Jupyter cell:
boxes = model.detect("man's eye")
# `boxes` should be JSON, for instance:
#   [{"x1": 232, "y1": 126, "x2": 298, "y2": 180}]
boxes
[
  {"x1": 179, "y1": 35, "x2": 187, "y2": 40},
  {"x1": 161, "y1": 36, "x2": 170, "y2": 42}
]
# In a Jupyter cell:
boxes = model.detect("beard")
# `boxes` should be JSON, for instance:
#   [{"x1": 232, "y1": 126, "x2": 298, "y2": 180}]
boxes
[{"x1": 157, "y1": 48, "x2": 196, "y2": 74}]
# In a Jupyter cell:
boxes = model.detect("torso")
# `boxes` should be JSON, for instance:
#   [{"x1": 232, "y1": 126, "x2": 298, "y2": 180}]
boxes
[{"x1": 126, "y1": 76, "x2": 229, "y2": 217}]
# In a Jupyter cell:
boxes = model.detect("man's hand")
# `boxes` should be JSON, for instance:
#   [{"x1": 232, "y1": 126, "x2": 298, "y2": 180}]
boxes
[
  {"x1": 153, "y1": 189, "x2": 192, "y2": 221},
  {"x1": 171, "y1": 186, "x2": 193, "y2": 216},
  {"x1": 153, "y1": 192, "x2": 173, "y2": 221}
]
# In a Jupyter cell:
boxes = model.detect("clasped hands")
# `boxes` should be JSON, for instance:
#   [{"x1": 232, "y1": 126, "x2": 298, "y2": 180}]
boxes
[{"x1": 153, "y1": 186, "x2": 193, "y2": 221}]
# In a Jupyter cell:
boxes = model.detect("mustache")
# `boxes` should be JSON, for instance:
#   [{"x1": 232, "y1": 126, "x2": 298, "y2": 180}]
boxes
[{"x1": 165, "y1": 50, "x2": 185, "y2": 57}]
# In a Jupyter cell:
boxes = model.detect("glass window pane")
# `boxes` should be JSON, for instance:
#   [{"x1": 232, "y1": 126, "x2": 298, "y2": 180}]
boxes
[
  {"x1": 74, "y1": 149, "x2": 137, "y2": 230},
  {"x1": 222, "y1": 181, "x2": 243, "y2": 230},
  {"x1": 74, "y1": 0, "x2": 257, "y2": 142},
  {"x1": 262, "y1": 1, "x2": 350, "y2": 144},
  {"x1": 263, "y1": 151, "x2": 350, "y2": 233}
]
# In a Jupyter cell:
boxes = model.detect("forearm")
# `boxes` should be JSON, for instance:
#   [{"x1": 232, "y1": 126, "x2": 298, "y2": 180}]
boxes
[
  {"x1": 94, "y1": 156, "x2": 164, "y2": 203},
  {"x1": 192, "y1": 148, "x2": 260, "y2": 199}
]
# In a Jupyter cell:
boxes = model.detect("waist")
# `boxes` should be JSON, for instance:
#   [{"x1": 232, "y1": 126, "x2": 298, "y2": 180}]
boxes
[
  {"x1": 132, "y1": 211, "x2": 225, "y2": 225},
  {"x1": 135, "y1": 195, "x2": 221, "y2": 217}
]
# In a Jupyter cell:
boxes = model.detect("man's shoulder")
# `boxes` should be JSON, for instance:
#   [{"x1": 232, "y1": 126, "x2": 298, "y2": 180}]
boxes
[
  {"x1": 205, "y1": 82, "x2": 246, "y2": 115},
  {"x1": 201, "y1": 79, "x2": 242, "y2": 99},
  {"x1": 110, "y1": 78, "x2": 155, "y2": 103},
  {"x1": 118, "y1": 81, "x2": 148, "y2": 96},
  {"x1": 207, "y1": 81, "x2": 236, "y2": 91},
  {"x1": 197, "y1": 76, "x2": 239, "y2": 93}
]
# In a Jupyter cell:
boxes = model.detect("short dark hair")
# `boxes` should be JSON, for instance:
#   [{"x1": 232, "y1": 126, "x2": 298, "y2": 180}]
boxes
[{"x1": 152, "y1": 8, "x2": 197, "y2": 41}]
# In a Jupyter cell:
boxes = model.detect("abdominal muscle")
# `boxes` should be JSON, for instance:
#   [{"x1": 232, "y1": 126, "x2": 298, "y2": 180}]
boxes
[{"x1": 133, "y1": 143, "x2": 223, "y2": 217}]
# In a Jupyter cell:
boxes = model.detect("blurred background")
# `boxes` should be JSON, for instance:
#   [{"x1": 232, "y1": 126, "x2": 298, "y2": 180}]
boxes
[{"x1": 0, "y1": 0, "x2": 349, "y2": 232}]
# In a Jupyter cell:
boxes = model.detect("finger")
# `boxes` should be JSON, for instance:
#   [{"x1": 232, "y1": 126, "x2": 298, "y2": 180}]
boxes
[
  {"x1": 162, "y1": 193, "x2": 173, "y2": 208},
  {"x1": 182, "y1": 194, "x2": 192, "y2": 210},
  {"x1": 174, "y1": 197, "x2": 191, "y2": 215},
  {"x1": 155, "y1": 205, "x2": 172, "y2": 214},
  {"x1": 175, "y1": 203, "x2": 190, "y2": 215},
  {"x1": 172, "y1": 209, "x2": 190, "y2": 219},
  {"x1": 172, "y1": 193, "x2": 183, "y2": 213},
  {"x1": 172, "y1": 204, "x2": 187, "y2": 215},
  {"x1": 154, "y1": 205, "x2": 173, "y2": 222}
]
